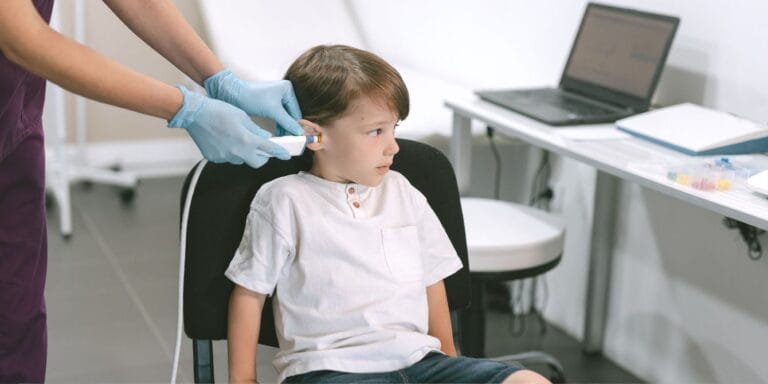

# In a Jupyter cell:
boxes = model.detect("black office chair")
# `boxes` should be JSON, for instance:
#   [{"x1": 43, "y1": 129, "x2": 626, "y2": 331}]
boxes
[{"x1": 180, "y1": 139, "x2": 565, "y2": 383}]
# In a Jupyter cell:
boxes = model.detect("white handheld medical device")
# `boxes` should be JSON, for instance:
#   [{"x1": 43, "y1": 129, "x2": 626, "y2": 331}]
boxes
[{"x1": 269, "y1": 135, "x2": 318, "y2": 156}]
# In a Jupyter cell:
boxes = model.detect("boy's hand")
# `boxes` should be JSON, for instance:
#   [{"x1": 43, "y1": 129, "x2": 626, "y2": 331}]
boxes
[{"x1": 204, "y1": 69, "x2": 303, "y2": 137}]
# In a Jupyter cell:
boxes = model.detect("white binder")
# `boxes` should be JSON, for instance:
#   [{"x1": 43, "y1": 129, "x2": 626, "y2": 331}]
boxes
[{"x1": 616, "y1": 103, "x2": 768, "y2": 155}]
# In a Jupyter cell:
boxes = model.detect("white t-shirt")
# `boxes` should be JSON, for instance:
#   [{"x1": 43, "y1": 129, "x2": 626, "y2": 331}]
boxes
[{"x1": 225, "y1": 171, "x2": 462, "y2": 383}]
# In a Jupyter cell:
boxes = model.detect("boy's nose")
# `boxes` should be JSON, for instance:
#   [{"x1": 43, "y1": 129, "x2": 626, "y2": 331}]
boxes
[{"x1": 385, "y1": 136, "x2": 399, "y2": 156}]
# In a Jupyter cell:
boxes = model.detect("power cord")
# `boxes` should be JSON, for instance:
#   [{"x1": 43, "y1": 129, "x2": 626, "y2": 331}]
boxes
[
  {"x1": 486, "y1": 126, "x2": 502, "y2": 199},
  {"x1": 533, "y1": 276, "x2": 549, "y2": 337},
  {"x1": 529, "y1": 151, "x2": 553, "y2": 210},
  {"x1": 487, "y1": 125, "x2": 554, "y2": 207},
  {"x1": 508, "y1": 280, "x2": 527, "y2": 337},
  {"x1": 507, "y1": 277, "x2": 550, "y2": 341},
  {"x1": 171, "y1": 159, "x2": 208, "y2": 384},
  {"x1": 486, "y1": 125, "x2": 555, "y2": 341}
]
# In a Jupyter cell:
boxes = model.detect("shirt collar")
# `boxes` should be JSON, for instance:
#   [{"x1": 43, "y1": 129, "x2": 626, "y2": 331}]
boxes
[{"x1": 298, "y1": 171, "x2": 372, "y2": 195}]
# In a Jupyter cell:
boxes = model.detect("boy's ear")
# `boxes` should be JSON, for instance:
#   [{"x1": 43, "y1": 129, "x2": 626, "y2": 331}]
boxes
[{"x1": 299, "y1": 119, "x2": 324, "y2": 151}]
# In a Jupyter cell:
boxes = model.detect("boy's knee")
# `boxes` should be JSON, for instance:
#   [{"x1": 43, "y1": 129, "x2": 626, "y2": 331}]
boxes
[{"x1": 502, "y1": 369, "x2": 552, "y2": 384}]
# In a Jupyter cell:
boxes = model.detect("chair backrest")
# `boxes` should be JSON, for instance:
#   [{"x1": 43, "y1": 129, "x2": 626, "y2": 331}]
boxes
[{"x1": 181, "y1": 139, "x2": 470, "y2": 346}]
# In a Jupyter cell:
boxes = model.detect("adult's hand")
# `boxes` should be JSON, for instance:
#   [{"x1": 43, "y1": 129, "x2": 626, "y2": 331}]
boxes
[
  {"x1": 204, "y1": 69, "x2": 303, "y2": 136},
  {"x1": 168, "y1": 86, "x2": 290, "y2": 168}
]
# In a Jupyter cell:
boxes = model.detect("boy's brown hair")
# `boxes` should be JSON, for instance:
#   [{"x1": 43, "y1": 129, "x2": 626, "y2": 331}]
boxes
[{"x1": 284, "y1": 45, "x2": 409, "y2": 126}]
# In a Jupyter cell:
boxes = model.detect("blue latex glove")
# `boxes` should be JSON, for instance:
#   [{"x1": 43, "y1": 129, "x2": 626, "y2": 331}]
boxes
[
  {"x1": 168, "y1": 86, "x2": 290, "y2": 168},
  {"x1": 204, "y1": 69, "x2": 303, "y2": 137}
]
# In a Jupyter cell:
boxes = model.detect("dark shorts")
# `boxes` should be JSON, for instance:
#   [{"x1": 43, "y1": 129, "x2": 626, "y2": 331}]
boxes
[
  {"x1": 0, "y1": 130, "x2": 47, "y2": 383},
  {"x1": 285, "y1": 352, "x2": 522, "y2": 384}
]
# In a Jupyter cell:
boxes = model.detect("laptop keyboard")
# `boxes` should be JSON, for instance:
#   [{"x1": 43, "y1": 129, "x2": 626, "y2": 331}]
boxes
[
  {"x1": 476, "y1": 88, "x2": 636, "y2": 125},
  {"x1": 524, "y1": 91, "x2": 616, "y2": 116}
]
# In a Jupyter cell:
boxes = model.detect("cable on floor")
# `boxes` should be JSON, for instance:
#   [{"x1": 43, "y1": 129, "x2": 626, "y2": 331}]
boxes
[{"x1": 171, "y1": 160, "x2": 208, "y2": 384}]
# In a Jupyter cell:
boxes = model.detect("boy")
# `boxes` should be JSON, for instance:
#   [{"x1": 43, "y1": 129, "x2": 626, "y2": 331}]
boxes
[{"x1": 225, "y1": 45, "x2": 550, "y2": 384}]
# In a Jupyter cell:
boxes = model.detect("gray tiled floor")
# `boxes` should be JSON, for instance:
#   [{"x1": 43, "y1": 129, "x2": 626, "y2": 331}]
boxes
[
  {"x1": 45, "y1": 177, "x2": 639, "y2": 383},
  {"x1": 46, "y1": 177, "x2": 278, "y2": 383}
]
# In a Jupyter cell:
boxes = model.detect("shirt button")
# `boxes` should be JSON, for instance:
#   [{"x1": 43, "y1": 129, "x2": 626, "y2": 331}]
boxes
[
  {"x1": 352, "y1": 201, "x2": 361, "y2": 208},
  {"x1": 348, "y1": 187, "x2": 355, "y2": 194}
]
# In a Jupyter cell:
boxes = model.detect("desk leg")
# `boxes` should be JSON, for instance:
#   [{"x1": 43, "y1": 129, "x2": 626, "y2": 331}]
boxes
[
  {"x1": 583, "y1": 170, "x2": 619, "y2": 353},
  {"x1": 450, "y1": 112, "x2": 473, "y2": 195}
]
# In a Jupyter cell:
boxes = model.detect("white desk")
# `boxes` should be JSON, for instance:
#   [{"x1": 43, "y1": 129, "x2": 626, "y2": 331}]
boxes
[{"x1": 446, "y1": 96, "x2": 768, "y2": 353}]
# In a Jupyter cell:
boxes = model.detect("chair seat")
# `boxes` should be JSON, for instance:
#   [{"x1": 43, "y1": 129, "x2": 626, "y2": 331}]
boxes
[{"x1": 461, "y1": 197, "x2": 565, "y2": 273}]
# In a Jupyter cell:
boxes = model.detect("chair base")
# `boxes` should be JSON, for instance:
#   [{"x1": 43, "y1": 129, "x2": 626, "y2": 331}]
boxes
[
  {"x1": 460, "y1": 256, "x2": 565, "y2": 383},
  {"x1": 461, "y1": 256, "x2": 561, "y2": 358}
]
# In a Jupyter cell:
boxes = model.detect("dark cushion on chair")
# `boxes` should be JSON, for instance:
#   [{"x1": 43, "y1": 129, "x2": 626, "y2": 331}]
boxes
[{"x1": 180, "y1": 139, "x2": 470, "y2": 345}]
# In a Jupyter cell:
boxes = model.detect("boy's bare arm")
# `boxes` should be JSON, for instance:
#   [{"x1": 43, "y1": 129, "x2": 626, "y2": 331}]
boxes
[
  {"x1": 228, "y1": 285, "x2": 266, "y2": 383},
  {"x1": 426, "y1": 280, "x2": 457, "y2": 356}
]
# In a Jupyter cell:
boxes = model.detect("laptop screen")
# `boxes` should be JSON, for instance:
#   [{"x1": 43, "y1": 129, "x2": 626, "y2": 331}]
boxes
[{"x1": 562, "y1": 3, "x2": 679, "y2": 100}]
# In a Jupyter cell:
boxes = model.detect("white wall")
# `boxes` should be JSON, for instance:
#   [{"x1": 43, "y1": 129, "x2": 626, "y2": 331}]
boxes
[
  {"x1": 352, "y1": 0, "x2": 768, "y2": 382},
  {"x1": 50, "y1": 0, "x2": 204, "y2": 143}
]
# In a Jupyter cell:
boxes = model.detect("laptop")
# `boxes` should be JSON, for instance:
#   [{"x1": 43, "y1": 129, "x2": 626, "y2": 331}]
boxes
[{"x1": 476, "y1": 3, "x2": 679, "y2": 126}]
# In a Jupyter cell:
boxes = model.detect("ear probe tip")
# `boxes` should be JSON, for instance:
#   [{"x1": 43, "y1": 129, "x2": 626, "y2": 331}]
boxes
[{"x1": 269, "y1": 135, "x2": 319, "y2": 156}]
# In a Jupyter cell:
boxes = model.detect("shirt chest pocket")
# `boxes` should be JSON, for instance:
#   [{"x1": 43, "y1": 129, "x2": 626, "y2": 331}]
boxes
[{"x1": 381, "y1": 226, "x2": 423, "y2": 282}]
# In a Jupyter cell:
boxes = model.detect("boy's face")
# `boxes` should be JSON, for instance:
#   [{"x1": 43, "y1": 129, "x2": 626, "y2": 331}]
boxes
[{"x1": 309, "y1": 96, "x2": 400, "y2": 187}]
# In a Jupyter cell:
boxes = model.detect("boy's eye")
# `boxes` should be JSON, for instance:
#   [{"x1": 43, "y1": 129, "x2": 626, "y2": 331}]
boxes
[{"x1": 366, "y1": 129, "x2": 383, "y2": 137}]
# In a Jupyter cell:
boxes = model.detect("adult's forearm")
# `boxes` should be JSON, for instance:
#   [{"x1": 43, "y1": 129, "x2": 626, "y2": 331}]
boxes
[
  {"x1": 0, "y1": 0, "x2": 182, "y2": 120},
  {"x1": 20, "y1": 29, "x2": 181, "y2": 120},
  {"x1": 103, "y1": 0, "x2": 224, "y2": 85}
]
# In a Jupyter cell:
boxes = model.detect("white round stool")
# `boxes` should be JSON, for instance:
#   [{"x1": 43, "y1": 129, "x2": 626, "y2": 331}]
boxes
[{"x1": 458, "y1": 197, "x2": 565, "y2": 358}]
